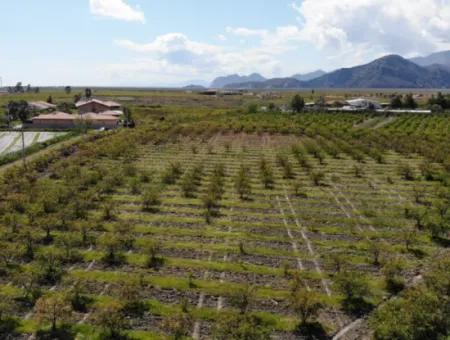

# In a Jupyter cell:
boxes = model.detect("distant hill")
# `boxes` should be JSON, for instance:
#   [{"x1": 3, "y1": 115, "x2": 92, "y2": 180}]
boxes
[
  {"x1": 306, "y1": 55, "x2": 450, "y2": 88},
  {"x1": 225, "y1": 77, "x2": 301, "y2": 89},
  {"x1": 224, "y1": 55, "x2": 450, "y2": 89},
  {"x1": 292, "y1": 70, "x2": 326, "y2": 81},
  {"x1": 182, "y1": 84, "x2": 206, "y2": 90},
  {"x1": 410, "y1": 50, "x2": 450, "y2": 68},
  {"x1": 210, "y1": 73, "x2": 266, "y2": 88}
]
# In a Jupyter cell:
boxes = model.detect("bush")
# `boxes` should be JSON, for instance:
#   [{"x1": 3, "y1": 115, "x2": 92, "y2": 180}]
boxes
[
  {"x1": 213, "y1": 313, "x2": 272, "y2": 340},
  {"x1": 142, "y1": 186, "x2": 161, "y2": 212},
  {"x1": 260, "y1": 158, "x2": 274, "y2": 189},
  {"x1": 234, "y1": 165, "x2": 252, "y2": 200},
  {"x1": 311, "y1": 171, "x2": 325, "y2": 186},
  {"x1": 398, "y1": 163, "x2": 415, "y2": 181},
  {"x1": 336, "y1": 271, "x2": 373, "y2": 315},
  {"x1": 293, "y1": 181, "x2": 308, "y2": 198},
  {"x1": 370, "y1": 285, "x2": 448, "y2": 340},
  {"x1": 162, "y1": 162, "x2": 183, "y2": 184},
  {"x1": 382, "y1": 257, "x2": 406, "y2": 294}
]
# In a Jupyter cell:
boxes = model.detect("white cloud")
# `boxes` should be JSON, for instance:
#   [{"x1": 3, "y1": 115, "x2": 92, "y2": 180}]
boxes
[
  {"x1": 113, "y1": 33, "x2": 286, "y2": 83},
  {"x1": 226, "y1": 27, "x2": 268, "y2": 38},
  {"x1": 108, "y1": 0, "x2": 450, "y2": 84},
  {"x1": 291, "y1": 0, "x2": 450, "y2": 60},
  {"x1": 90, "y1": 0, "x2": 145, "y2": 23}
]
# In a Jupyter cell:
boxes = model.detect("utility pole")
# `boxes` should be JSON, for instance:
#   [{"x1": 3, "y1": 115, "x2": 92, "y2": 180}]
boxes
[{"x1": 21, "y1": 127, "x2": 26, "y2": 168}]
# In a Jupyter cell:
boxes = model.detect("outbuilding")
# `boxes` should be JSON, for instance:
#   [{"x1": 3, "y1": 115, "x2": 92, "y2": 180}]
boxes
[
  {"x1": 28, "y1": 101, "x2": 57, "y2": 111},
  {"x1": 75, "y1": 99, "x2": 122, "y2": 114}
]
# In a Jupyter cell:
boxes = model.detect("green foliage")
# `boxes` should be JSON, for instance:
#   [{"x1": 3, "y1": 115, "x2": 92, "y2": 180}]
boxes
[
  {"x1": 234, "y1": 164, "x2": 252, "y2": 200},
  {"x1": 291, "y1": 94, "x2": 305, "y2": 113},
  {"x1": 142, "y1": 185, "x2": 161, "y2": 212},
  {"x1": 276, "y1": 154, "x2": 295, "y2": 179},
  {"x1": 290, "y1": 286, "x2": 323, "y2": 327},
  {"x1": 310, "y1": 171, "x2": 325, "y2": 186},
  {"x1": 213, "y1": 313, "x2": 272, "y2": 340},
  {"x1": 336, "y1": 271, "x2": 373, "y2": 315},
  {"x1": 382, "y1": 256, "x2": 406, "y2": 294},
  {"x1": 259, "y1": 158, "x2": 274, "y2": 189},
  {"x1": 398, "y1": 163, "x2": 415, "y2": 181},
  {"x1": 371, "y1": 255, "x2": 450, "y2": 340},
  {"x1": 247, "y1": 103, "x2": 258, "y2": 114}
]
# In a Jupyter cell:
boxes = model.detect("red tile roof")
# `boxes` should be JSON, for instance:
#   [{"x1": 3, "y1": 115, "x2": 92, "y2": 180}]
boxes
[{"x1": 75, "y1": 99, "x2": 121, "y2": 108}]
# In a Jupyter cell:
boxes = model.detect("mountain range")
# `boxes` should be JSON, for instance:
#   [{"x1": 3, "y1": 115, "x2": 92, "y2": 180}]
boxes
[
  {"x1": 210, "y1": 73, "x2": 266, "y2": 88},
  {"x1": 210, "y1": 70, "x2": 327, "y2": 88},
  {"x1": 214, "y1": 51, "x2": 450, "y2": 89},
  {"x1": 291, "y1": 70, "x2": 327, "y2": 82},
  {"x1": 410, "y1": 51, "x2": 450, "y2": 69}
]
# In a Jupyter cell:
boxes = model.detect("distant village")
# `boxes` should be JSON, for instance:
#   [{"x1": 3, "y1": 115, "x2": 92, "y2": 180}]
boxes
[
  {"x1": 27, "y1": 98, "x2": 124, "y2": 130},
  {"x1": 193, "y1": 89, "x2": 434, "y2": 114}
]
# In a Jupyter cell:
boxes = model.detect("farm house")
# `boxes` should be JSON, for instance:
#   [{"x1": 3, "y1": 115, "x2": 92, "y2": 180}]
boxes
[
  {"x1": 30, "y1": 111, "x2": 119, "y2": 129},
  {"x1": 76, "y1": 99, "x2": 122, "y2": 114},
  {"x1": 28, "y1": 101, "x2": 57, "y2": 111}
]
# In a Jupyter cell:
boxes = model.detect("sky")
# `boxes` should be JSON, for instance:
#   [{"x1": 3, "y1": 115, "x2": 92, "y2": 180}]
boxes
[{"x1": 1, "y1": 0, "x2": 450, "y2": 87}]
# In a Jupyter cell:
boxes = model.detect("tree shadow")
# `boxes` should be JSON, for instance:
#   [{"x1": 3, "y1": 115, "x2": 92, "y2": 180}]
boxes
[
  {"x1": 431, "y1": 236, "x2": 450, "y2": 248},
  {"x1": 295, "y1": 321, "x2": 328, "y2": 340},
  {"x1": 342, "y1": 298, "x2": 374, "y2": 317},
  {"x1": 0, "y1": 317, "x2": 20, "y2": 338},
  {"x1": 408, "y1": 247, "x2": 427, "y2": 258},
  {"x1": 36, "y1": 326, "x2": 74, "y2": 340}
]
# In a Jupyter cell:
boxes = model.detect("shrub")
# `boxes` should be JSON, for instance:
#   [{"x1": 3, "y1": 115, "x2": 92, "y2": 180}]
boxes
[
  {"x1": 336, "y1": 271, "x2": 373, "y2": 315},
  {"x1": 162, "y1": 162, "x2": 183, "y2": 184},
  {"x1": 259, "y1": 158, "x2": 274, "y2": 189},
  {"x1": 142, "y1": 186, "x2": 161, "y2": 212},
  {"x1": 277, "y1": 154, "x2": 295, "y2": 179},
  {"x1": 94, "y1": 301, "x2": 129, "y2": 340},
  {"x1": 398, "y1": 163, "x2": 415, "y2": 181},
  {"x1": 311, "y1": 171, "x2": 325, "y2": 186},
  {"x1": 145, "y1": 242, "x2": 164, "y2": 270},
  {"x1": 213, "y1": 314, "x2": 272, "y2": 340},
  {"x1": 382, "y1": 257, "x2": 406, "y2": 294},
  {"x1": 234, "y1": 165, "x2": 252, "y2": 200},
  {"x1": 290, "y1": 287, "x2": 323, "y2": 327},
  {"x1": 34, "y1": 293, "x2": 72, "y2": 333},
  {"x1": 293, "y1": 181, "x2": 308, "y2": 198}
]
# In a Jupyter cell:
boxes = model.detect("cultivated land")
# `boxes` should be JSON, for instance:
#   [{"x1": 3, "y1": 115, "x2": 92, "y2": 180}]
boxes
[
  {"x1": 0, "y1": 89, "x2": 448, "y2": 340},
  {"x1": 0, "y1": 132, "x2": 66, "y2": 156}
]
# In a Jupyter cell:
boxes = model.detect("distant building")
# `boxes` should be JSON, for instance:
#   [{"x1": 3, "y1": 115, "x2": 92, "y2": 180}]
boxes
[
  {"x1": 28, "y1": 101, "x2": 57, "y2": 111},
  {"x1": 76, "y1": 99, "x2": 122, "y2": 114},
  {"x1": 30, "y1": 111, "x2": 119, "y2": 130},
  {"x1": 344, "y1": 98, "x2": 382, "y2": 110}
]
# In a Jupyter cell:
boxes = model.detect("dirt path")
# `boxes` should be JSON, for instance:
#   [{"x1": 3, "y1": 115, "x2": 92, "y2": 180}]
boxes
[
  {"x1": 325, "y1": 188, "x2": 363, "y2": 233},
  {"x1": 373, "y1": 116, "x2": 396, "y2": 129},
  {"x1": 332, "y1": 184, "x2": 376, "y2": 232},
  {"x1": 282, "y1": 189, "x2": 332, "y2": 297},
  {"x1": 332, "y1": 273, "x2": 423, "y2": 340},
  {"x1": 216, "y1": 208, "x2": 234, "y2": 311},
  {"x1": 276, "y1": 195, "x2": 310, "y2": 290},
  {"x1": 78, "y1": 283, "x2": 111, "y2": 325},
  {"x1": 192, "y1": 253, "x2": 213, "y2": 340}
]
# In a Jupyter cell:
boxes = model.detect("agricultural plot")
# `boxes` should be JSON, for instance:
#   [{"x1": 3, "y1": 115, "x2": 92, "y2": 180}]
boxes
[
  {"x1": 0, "y1": 131, "x2": 66, "y2": 156},
  {"x1": 0, "y1": 124, "x2": 447, "y2": 339}
]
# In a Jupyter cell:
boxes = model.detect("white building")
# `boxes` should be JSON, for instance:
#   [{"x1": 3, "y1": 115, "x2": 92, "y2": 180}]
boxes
[{"x1": 344, "y1": 98, "x2": 382, "y2": 111}]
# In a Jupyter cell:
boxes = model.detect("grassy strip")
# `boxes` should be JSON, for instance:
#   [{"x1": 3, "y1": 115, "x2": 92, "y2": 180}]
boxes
[
  {"x1": 1, "y1": 133, "x2": 22, "y2": 155},
  {"x1": 0, "y1": 131, "x2": 76, "y2": 166}
]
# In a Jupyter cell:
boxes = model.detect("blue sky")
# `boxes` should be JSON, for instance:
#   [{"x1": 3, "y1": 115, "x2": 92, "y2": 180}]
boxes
[{"x1": 1, "y1": 0, "x2": 449, "y2": 86}]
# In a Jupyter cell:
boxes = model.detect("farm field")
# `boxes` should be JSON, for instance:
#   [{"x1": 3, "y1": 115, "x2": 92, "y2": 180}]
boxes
[
  {"x1": 0, "y1": 131, "x2": 66, "y2": 156},
  {"x1": 0, "y1": 90, "x2": 448, "y2": 340}
]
